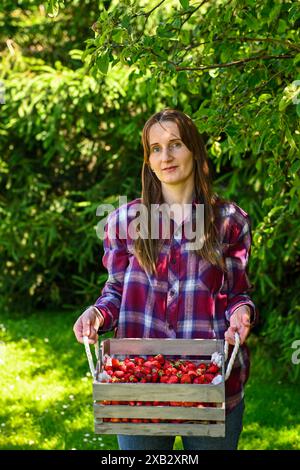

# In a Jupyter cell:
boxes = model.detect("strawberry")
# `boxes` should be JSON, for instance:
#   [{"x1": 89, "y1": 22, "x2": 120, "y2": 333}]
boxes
[
  {"x1": 168, "y1": 375, "x2": 179, "y2": 384},
  {"x1": 160, "y1": 375, "x2": 169, "y2": 383},
  {"x1": 206, "y1": 364, "x2": 220, "y2": 374},
  {"x1": 204, "y1": 373, "x2": 215, "y2": 383},
  {"x1": 128, "y1": 375, "x2": 138, "y2": 383},
  {"x1": 111, "y1": 376, "x2": 120, "y2": 383},
  {"x1": 187, "y1": 370, "x2": 197, "y2": 380},
  {"x1": 151, "y1": 372, "x2": 159, "y2": 382},
  {"x1": 154, "y1": 354, "x2": 165, "y2": 365},
  {"x1": 125, "y1": 361, "x2": 135, "y2": 370},
  {"x1": 186, "y1": 362, "x2": 196, "y2": 370},
  {"x1": 114, "y1": 370, "x2": 125, "y2": 379},
  {"x1": 143, "y1": 360, "x2": 154, "y2": 369},
  {"x1": 193, "y1": 375, "x2": 205, "y2": 384},
  {"x1": 134, "y1": 356, "x2": 145, "y2": 365},
  {"x1": 111, "y1": 358, "x2": 121, "y2": 369},
  {"x1": 180, "y1": 374, "x2": 192, "y2": 384}
]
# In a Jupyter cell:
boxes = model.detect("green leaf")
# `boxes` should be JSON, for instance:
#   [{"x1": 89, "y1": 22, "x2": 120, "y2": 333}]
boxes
[
  {"x1": 180, "y1": 0, "x2": 189, "y2": 9},
  {"x1": 96, "y1": 53, "x2": 110, "y2": 75},
  {"x1": 290, "y1": 159, "x2": 300, "y2": 175},
  {"x1": 46, "y1": 0, "x2": 60, "y2": 18}
]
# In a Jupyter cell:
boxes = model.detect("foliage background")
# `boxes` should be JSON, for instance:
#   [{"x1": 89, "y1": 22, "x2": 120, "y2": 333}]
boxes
[{"x1": 1, "y1": 1, "x2": 300, "y2": 442}]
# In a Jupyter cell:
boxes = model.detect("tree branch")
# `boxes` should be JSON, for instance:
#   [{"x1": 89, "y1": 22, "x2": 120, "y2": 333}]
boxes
[
  {"x1": 175, "y1": 53, "x2": 294, "y2": 71},
  {"x1": 183, "y1": 36, "x2": 300, "y2": 53}
]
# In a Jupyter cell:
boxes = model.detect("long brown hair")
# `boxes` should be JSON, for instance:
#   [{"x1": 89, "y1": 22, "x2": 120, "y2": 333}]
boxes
[{"x1": 133, "y1": 108, "x2": 228, "y2": 276}]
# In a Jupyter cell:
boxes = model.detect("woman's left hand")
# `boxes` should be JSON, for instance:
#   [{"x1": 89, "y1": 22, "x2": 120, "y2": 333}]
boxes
[{"x1": 225, "y1": 305, "x2": 251, "y2": 346}]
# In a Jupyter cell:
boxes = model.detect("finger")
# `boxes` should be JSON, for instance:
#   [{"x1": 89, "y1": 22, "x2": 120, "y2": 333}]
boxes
[
  {"x1": 83, "y1": 318, "x2": 91, "y2": 337},
  {"x1": 238, "y1": 325, "x2": 251, "y2": 345},
  {"x1": 73, "y1": 320, "x2": 84, "y2": 344},
  {"x1": 242, "y1": 312, "x2": 251, "y2": 326},
  {"x1": 88, "y1": 326, "x2": 99, "y2": 345},
  {"x1": 224, "y1": 328, "x2": 236, "y2": 346}
]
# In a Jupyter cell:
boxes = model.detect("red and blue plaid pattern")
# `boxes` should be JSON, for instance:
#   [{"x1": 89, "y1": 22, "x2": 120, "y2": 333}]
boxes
[{"x1": 94, "y1": 197, "x2": 257, "y2": 414}]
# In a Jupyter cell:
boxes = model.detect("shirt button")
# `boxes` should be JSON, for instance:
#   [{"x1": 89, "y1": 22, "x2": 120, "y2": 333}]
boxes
[{"x1": 169, "y1": 289, "x2": 176, "y2": 296}]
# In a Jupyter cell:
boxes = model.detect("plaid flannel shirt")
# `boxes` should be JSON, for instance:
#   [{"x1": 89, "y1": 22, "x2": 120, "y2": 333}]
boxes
[{"x1": 93, "y1": 196, "x2": 258, "y2": 414}]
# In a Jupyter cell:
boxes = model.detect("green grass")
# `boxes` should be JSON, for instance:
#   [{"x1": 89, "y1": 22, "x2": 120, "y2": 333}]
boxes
[{"x1": 0, "y1": 310, "x2": 299, "y2": 450}]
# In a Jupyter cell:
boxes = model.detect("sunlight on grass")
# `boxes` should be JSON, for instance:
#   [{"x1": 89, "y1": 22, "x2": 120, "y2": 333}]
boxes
[
  {"x1": 240, "y1": 422, "x2": 300, "y2": 450},
  {"x1": 0, "y1": 311, "x2": 299, "y2": 450}
]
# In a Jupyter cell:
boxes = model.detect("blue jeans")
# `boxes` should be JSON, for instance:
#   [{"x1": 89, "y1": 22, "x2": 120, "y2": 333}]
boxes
[{"x1": 117, "y1": 399, "x2": 245, "y2": 450}]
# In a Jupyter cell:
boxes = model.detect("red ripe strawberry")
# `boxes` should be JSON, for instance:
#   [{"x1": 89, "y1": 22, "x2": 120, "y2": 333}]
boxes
[
  {"x1": 204, "y1": 373, "x2": 215, "y2": 383},
  {"x1": 140, "y1": 378, "x2": 147, "y2": 383},
  {"x1": 151, "y1": 360, "x2": 162, "y2": 369},
  {"x1": 134, "y1": 356, "x2": 145, "y2": 365},
  {"x1": 111, "y1": 376, "x2": 120, "y2": 383},
  {"x1": 160, "y1": 375, "x2": 169, "y2": 383},
  {"x1": 186, "y1": 362, "x2": 196, "y2": 370},
  {"x1": 125, "y1": 361, "x2": 135, "y2": 370},
  {"x1": 129, "y1": 375, "x2": 138, "y2": 383},
  {"x1": 119, "y1": 363, "x2": 128, "y2": 372},
  {"x1": 193, "y1": 375, "x2": 205, "y2": 384},
  {"x1": 206, "y1": 364, "x2": 220, "y2": 374},
  {"x1": 187, "y1": 370, "x2": 197, "y2": 380},
  {"x1": 143, "y1": 361, "x2": 154, "y2": 369},
  {"x1": 151, "y1": 372, "x2": 159, "y2": 383},
  {"x1": 168, "y1": 375, "x2": 179, "y2": 384},
  {"x1": 180, "y1": 374, "x2": 192, "y2": 384},
  {"x1": 129, "y1": 401, "x2": 136, "y2": 406},
  {"x1": 114, "y1": 370, "x2": 125, "y2": 379},
  {"x1": 134, "y1": 370, "x2": 145, "y2": 380},
  {"x1": 154, "y1": 354, "x2": 165, "y2": 365},
  {"x1": 174, "y1": 360, "x2": 184, "y2": 369},
  {"x1": 198, "y1": 363, "x2": 207, "y2": 370},
  {"x1": 111, "y1": 358, "x2": 121, "y2": 369}
]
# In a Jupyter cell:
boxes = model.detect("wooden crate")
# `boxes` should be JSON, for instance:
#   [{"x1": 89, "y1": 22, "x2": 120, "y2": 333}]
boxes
[{"x1": 92, "y1": 338, "x2": 225, "y2": 437}]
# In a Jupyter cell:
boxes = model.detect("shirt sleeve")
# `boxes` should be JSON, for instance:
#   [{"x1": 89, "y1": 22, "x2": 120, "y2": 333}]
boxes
[
  {"x1": 221, "y1": 205, "x2": 258, "y2": 325},
  {"x1": 93, "y1": 208, "x2": 129, "y2": 333}
]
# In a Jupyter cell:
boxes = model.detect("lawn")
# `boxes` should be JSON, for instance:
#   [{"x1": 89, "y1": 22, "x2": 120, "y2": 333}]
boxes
[{"x1": 0, "y1": 309, "x2": 299, "y2": 450}]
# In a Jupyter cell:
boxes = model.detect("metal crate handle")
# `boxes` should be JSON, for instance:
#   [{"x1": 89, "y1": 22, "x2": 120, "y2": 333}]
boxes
[{"x1": 224, "y1": 332, "x2": 240, "y2": 381}]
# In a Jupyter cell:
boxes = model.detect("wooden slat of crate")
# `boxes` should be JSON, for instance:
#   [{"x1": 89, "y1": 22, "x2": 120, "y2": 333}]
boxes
[
  {"x1": 94, "y1": 403, "x2": 225, "y2": 420},
  {"x1": 94, "y1": 421, "x2": 225, "y2": 437},
  {"x1": 103, "y1": 338, "x2": 223, "y2": 356},
  {"x1": 93, "y1": 382, "x2": 224, "y2": 402}
]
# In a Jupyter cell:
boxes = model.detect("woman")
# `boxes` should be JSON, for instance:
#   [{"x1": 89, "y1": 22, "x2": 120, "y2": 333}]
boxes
[{"x1": 73, "y1": 108, "x2": 258, "y2": 450}]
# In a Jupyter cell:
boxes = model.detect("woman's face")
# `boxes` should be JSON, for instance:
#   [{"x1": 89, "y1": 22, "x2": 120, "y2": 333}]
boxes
[{"x1": 148, "y1": 120, "x2": 195, "y2": 188}]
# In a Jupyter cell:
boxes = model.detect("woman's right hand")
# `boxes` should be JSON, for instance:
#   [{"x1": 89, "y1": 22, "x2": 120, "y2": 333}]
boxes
[{"x1": 73, "y1": 306, "x2": 104, "y2": 344}]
